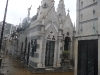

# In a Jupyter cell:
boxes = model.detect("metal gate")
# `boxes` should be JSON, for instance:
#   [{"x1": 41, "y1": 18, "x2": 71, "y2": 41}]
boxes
[
  {"x1": 45, "y1": 41, "x2": 55, "y2": 66},
  {"x1": 78, "y1": 40, "x2": 98, "y2": 75}
]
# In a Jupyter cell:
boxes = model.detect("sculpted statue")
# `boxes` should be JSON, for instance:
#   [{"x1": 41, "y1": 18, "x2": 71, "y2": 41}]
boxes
[{"x1": 28, "y1": 5, "x2": 32, "y2": 17}]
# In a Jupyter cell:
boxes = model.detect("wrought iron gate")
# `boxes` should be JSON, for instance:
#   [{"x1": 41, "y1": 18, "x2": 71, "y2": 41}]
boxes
[
  {"x1": 78, "y1": 40, "x2": 98, "y2": 75},
  {"x1": 45, "y1": 41, "x2": 55, "y2": 66}
]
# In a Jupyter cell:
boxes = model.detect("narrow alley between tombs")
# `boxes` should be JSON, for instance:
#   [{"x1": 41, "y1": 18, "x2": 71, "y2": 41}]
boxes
[{"x1": 0, "y1": 54, "x2": 74, "y2": 75}]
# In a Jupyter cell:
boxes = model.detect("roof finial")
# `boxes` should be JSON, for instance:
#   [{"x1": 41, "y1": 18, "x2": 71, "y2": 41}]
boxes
[
  {"x1": 73, "y1": 22, "x2": 76, "y2": 31},
  {"x1": 74, "y1": 22, "x2": 75, "y2": 27},
  {"x1": 27, "y1": 5, "x2": 32, "y2": 17},
  {"x1": 20, "y1": 18, "x2": 21, "y2": 24}
]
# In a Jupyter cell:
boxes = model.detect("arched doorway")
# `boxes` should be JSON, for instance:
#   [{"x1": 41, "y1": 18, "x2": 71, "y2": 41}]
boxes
[{"x1": 45, "y1": 25, "x2": 57, "y2": 67}]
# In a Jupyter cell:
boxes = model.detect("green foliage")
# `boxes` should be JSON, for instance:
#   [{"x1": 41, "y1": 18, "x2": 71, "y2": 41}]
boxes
[
  {"x1": 62, "y1": 51, "x2": 69, "y2": 59},
  {"x1": 63, "y1": 50, "x2": 69, "y2": 55}
]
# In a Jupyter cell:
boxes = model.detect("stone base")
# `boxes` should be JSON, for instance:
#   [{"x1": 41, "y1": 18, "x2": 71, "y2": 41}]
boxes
[
  {"x1": 28, "y1": 64, "x2": 73, "y2": 73},
  {"x1": 0, "y1": 72, "x2": 4, "y2": 75},
  {"x1": 54, "y1": 67, "x2": 62, "y2": 72},
  {"x1": 56, "y1": 63, "x2": 61, "y2": 67},
  {"x1": 61, "y1": 62, "x2": 70, "y2": 71},
  {"x1": 37, "y1": 62, "x2": 42, "y2": 68},
  {"x1": 28, "y1": 65, "x2": 45, "y2": 73}
]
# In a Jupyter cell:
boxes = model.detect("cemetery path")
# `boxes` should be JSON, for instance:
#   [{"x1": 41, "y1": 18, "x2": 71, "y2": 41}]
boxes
[{"x1": 0, "y1": 55, "x2": 74, "y2": 75}]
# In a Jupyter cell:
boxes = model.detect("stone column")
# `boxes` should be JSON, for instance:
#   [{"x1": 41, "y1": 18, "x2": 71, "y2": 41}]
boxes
[
  {"x1": 62, "y1": 35, "x2": 64, "y2": 51},
  {"x1": 56, "y1": 36, "x2": 62, "y2": 67},
  {"x1": 37, "y1": 26, "x2": 45, "y2": 68},
  {"x1": 74, "y1": 38, "x2": 78, "y2": 75},
  {"x1": 69, "y1": 39, "x2": 73, "y2": 59},
  {"x1": 37, "y1": 37, "x2": 42, "y2": 68},
  {"x1": 37, "y1": 29, "x2": 44, "y2": 68},
  {"x1": 53, "y1": 41, "x2": 58, "y2": 67},
  {"x1": 42, "y1": 39, "x2": 46, "y2": 67},
  {"x1": 57, "y1": 29, "x2": 62, "y2": 67}
]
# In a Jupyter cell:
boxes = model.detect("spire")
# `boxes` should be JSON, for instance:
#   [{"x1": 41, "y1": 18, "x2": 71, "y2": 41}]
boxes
[
  {"x1": 57, "y1": 0, "x2": 66, "y2": 16},
  {"x1": 37, "y1": 0, "x2": 55, "y2": 20},
  {"x1": 41, "y1": 0, "x2": 55, "y2": 9},
  {"x1": 74, "y1": 22, "x2": 76, "y2": 31}
]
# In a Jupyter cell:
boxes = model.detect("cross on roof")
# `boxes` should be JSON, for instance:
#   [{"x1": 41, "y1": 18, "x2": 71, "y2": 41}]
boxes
[{"x1": 67, "y1": 9, "x2": 70, "y2": 13}]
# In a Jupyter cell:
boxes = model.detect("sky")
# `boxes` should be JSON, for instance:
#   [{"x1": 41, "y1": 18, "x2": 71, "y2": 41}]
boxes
[{"x1": 0, "y1": 0, "x2": 76, "y2": 25}]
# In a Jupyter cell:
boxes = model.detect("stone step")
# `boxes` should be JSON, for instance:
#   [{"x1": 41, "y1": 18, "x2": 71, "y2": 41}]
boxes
[
  {"x1": 45, "y1": 68, "x2": 54, "y2": 71},
  {"x1": 0, "y1": 73, "x2": 4, "y2": 75}
]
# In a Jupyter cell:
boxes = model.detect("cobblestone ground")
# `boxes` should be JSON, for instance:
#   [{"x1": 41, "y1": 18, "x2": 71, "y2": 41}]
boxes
[
  {"x1": 0, "y1": 55, "x2": 74, "y2": 75},
  {"x1": 1, "y1": 55, "x2": 33, "y2": 75}
]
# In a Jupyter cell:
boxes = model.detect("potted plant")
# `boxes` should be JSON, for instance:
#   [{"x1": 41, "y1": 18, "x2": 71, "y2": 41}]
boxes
[{"x1": 62, "y1": 50, "x2": 69, "y2": 62}]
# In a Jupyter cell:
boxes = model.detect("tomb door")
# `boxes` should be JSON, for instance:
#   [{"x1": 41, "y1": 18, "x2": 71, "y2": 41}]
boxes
[
  {"x1": 45, "y1": 41, "x2": 55, "y2": 66},
  {"x1": 78, "y1": 40, "x2": 98, "y2": 75}
]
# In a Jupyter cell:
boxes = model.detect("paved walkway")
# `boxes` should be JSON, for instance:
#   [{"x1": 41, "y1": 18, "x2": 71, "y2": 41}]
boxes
[
  {"x1": 0, "y1": 55, "x2": 32, "y2": 75},
  {"x1": 0, "y1": 55, "x2": 74, "y2": 75}
]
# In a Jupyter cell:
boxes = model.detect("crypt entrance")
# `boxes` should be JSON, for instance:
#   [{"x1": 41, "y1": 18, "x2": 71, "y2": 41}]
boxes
[
  {"x1": 44, "y1": 23, "x2": 58, "y2": 67},
  {"x1": 78, "y1": 40, "x2": 98, "y2": 75},
  {"x1": 45, "y1": 40, "x2": 55, "y2": 66}
]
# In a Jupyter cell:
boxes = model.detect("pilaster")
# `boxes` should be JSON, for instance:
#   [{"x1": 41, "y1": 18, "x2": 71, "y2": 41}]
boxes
[{"x1": 74, "y1": 38, "x2": 78, "y2": 75}]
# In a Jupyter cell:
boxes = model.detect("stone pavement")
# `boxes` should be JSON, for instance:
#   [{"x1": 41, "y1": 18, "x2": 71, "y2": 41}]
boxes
[
  {"x1": 0, "y1": 55, "x2": 74, "y2": 75},
  {"x1": 0, "y1": 55, "x2": 32, "y2": 75}
]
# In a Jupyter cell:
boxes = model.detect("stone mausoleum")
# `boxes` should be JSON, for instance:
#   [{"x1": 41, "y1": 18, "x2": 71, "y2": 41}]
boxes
[{"x1": 9, "y1": 0, "x2": 75, "y2": 71}]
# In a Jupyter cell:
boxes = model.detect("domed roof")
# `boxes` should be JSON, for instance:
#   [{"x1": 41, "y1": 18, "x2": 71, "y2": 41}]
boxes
[
  {"x1": 22, "y1": 17, "x2": 28, "y2": 27},
  {"x1": 31, "y1": 14, "x2": 38, "y2": 22}
]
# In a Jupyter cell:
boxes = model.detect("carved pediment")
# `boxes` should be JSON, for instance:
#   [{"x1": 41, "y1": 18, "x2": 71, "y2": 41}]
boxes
[{"x1": 42, "y1": 3, "x2": 48, "y2": 8}]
